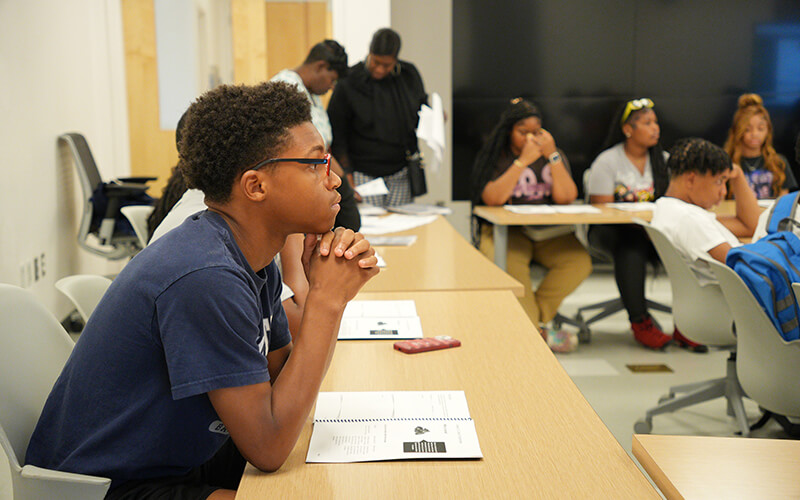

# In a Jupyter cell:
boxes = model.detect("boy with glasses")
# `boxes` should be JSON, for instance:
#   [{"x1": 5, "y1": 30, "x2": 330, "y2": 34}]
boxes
[{"x1": 26, "y1": 82, "x2": 379, "y2": 499}]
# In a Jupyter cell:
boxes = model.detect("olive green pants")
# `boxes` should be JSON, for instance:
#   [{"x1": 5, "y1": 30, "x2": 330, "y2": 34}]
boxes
[{"x1": 479, "y1": 225, "x2": 592, "y2": 326}]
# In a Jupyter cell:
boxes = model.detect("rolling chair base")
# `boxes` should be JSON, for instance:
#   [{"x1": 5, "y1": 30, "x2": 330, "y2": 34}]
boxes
[{"x1": 553, "y1": 298, "x2": 672, "y2": 344}]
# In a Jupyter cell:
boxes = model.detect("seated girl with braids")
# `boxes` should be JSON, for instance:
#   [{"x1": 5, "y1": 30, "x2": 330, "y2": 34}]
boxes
[
  {"x1": 651, "y1": 137, "x2": 760, "y2": 284},
  {"x1": 471, "y1": 98, "x2": 591, "y2": 353}
]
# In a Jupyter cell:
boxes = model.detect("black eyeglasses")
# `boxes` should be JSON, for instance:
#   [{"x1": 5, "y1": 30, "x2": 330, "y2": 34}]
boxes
[{"x1": 249, "y1": 153, "x2": 331, "y2": 176}]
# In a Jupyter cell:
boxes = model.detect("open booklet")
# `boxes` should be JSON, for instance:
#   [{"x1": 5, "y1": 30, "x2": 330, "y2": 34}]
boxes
[
  {"x1": 306, "y1": 391, "x2": 483, "y2": 463},
  {"x1": 337, "y1": 300, "x2": 424, "y2": 340}
]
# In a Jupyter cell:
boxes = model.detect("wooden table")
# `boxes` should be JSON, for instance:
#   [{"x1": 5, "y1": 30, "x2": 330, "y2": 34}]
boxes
[
  {"x1": 362, "y1": 216, "x2": 524, "y2": 297},
  {"x1": 473, "y1": 201, "x2": 750, "y2": 270},
  {"x1": 236, "y1": 290, "x2": 658, "y2": 499},
  {"x1": 472, "y1": 204, "x2": 654, "y2": 270},
  {"x1": 633, "y1": 434, "x2": 800, "y2": 499}
]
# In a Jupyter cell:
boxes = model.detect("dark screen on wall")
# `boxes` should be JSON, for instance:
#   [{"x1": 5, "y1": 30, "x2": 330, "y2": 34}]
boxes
[{"x1": 453, "y1": 0, "x2": 800, "y2": 201}]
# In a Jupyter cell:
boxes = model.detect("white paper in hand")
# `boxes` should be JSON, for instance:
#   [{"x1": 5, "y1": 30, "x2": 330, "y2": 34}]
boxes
[{"x1": 355, "y1": 178, "x2": 389, "y2": 197}]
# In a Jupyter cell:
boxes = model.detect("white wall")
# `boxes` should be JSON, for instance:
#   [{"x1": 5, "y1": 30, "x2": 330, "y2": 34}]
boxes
[
  {"x1": 0, "y1": 1, "x2": 130, "y2": 321},
  {"x1": 332, "y1": 0, "x2": 391, "y2": 65},
  {"x1": 391, "y1": 0, "x2": 467, "y2": 238}
]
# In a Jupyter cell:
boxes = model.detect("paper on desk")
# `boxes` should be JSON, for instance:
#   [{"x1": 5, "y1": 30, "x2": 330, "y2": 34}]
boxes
[
  {"x1": 416, "y1": 93, "x2": 445, "y2": 173},
  {"x1": 369, "y1": 235, "x2": 417, "y2": 246},
  {"x1": 757, "y1": 199, "x2": 775, "y2": 208},
  {"x1": 338, "y1": 300, "x2": 423, "y2": 340},
  {"x1": 504, "y1": 205, "x2": 557, "y2": 215},
  {"x1": 374, "y1": 250, "x2": 387, "y2": 268},
  {"x1": 386, "y1": 203, "x2": 452, "y2": 216},
  {"x1": 606, "y1": 202, "x2": 655, "y2": 211},
  {"x1": 355, "y1": 178, "x2": 389, "y2": 197},
  {"x1": 307, "y1": 391, "x2": 482, "y2": 463},
  {"x1": 359, "y1": 214, "x2": 438, "y2": 235},
  {"x1": 358, "y1": 203, "x2": 388, "y2": 216},
  {"x1": 553, "y1": 205, "x2": 602, "y2": 214}
]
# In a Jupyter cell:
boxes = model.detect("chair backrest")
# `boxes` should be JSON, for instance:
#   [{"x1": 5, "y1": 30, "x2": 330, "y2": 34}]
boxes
[
  {"x1": 121, "y1": 205, "x2": 155, "y2": 248},
  {"x1": 640, "y1": 222, "x2": 735, "y2": 346},
  {"x1": 58, "y1": 132, "x2": 102, "y2": 202},
  {"x1": 0, "y1": 284, "x2": 74, "y2": 467},
  {"x1": 707, "y1": 259, "x2": 800, "y2": 417},
  {"x1": 55, "y1": 275, "x2": 113, "y2": 323}
]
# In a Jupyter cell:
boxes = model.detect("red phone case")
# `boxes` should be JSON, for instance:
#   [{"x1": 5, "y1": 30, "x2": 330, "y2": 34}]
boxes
[{"x1": 394, "y1": 336, "x2": 461, "y2": 354}]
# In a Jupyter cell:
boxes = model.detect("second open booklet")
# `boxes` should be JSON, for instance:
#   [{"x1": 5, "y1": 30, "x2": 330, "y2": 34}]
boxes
[{"x1": 337, "y1": 300, "x2": 424, "y2": 340}]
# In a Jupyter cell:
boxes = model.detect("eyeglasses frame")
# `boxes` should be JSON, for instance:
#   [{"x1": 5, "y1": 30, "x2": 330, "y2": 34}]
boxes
[{"x1": 248, "y1": 153, "x2": 331, "y2": 176}]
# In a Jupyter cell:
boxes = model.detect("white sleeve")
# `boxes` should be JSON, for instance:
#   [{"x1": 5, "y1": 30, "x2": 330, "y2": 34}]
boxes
[
  {"x1": 674, "y1": 214, "x2": 737, "y2": 262},
  {"x1": 280, "y1": 283, "x2": 294, "y2": 302}
]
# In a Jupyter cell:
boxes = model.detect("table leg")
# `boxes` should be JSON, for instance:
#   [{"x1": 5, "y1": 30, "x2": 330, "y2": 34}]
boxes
[{"x1": 493, "y1": 224, "x2": 508, "y2": 271}]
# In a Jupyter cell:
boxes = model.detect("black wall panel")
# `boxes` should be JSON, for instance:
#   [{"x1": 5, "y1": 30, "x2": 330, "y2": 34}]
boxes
[{"x1": 453, "y1": 0, "x2": 800, "y2": 201}]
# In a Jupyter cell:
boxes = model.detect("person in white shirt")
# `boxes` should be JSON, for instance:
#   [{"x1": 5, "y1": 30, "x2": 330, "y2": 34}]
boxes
[{"x1": 652, "y1": 137, "x2": 760, "y2": 284}]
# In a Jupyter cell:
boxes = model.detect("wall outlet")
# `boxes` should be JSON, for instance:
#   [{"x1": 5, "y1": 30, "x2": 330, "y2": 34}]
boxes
[{"x1": 19, "y1": 252, "x2": 46, "y2": 288}]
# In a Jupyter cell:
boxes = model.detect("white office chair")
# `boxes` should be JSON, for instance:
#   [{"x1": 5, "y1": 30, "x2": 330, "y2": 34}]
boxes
[
  {"x1": 707, "y1": 260, "x2": 800, "y2": 435},
  {"x1": 54, "y1": 275, "x2": 113, "y2": 323},
  {"x1": 0, "y1": 284, "x2": 111, "y2": 499},
  {"x1": 633, "y1": 223, "x2": 748, "y2": 435},
  {"x1": 556, "y1": 170, "x2": 670, "y2": 342},
  {"x1": 121, "y1": 205, "x2": 155, "y2": 248}
]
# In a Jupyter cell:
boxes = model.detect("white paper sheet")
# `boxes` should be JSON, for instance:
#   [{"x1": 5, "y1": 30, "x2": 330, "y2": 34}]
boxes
[
  {"x1": 553, "y1": 205, "x2": 602, "y2": 214},
  {"x1": 386, "y1": 203, "x2": 452, "y2": 216},
  {"x1": 359, "y1": 214, "x2": 438, "y2": 235},
  {"x1": 504, "y1": 205, "x2": 557, "y2": 215},
  {"x1": 358, "y1": 203, "x2": 388, "y2": 216},
  {"x1": 307, "y1": 391, "x2": 483, "y2": 463},
  {"x1": 338, "y1": 300, "x2": 422, "y2": 340},
  {"x1": 368, "y1": 235, "x2": 418, "y2": 246},
  {"x1": 416, "y1": 92, "x2": 445, "y2": 173},
  {"x1": 355, "y1": 178, "x2": 390, "y2": 197},
  {"x1": 606, "y1": 202, "x2": 655, "y2": 211}
]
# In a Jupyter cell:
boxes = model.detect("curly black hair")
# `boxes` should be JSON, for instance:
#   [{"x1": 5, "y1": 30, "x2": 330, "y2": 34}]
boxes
[
  {"x1": 470, "y1": 98, "x2": 542, "y2": 205},
  {"x1": 667, "y1": 137, "x2": 731, "y2": 178},
  {"x1": 179, "y1": 82, "x2": 311, "y2": 203}
]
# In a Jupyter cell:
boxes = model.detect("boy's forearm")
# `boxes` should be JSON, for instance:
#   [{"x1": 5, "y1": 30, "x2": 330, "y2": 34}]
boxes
[{"x1": 731, "y1": 177, "x2": 760, "y2": 234}]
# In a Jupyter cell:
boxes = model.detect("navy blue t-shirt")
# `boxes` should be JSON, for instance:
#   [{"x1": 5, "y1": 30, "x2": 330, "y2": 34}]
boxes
[{"x1": 25, "y1": 210, "x2": 291, "y2": 488}]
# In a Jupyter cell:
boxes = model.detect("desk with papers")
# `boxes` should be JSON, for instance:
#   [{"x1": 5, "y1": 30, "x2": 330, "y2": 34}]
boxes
[
  {"x1": 236, "y1": 290, "x2": 658, "y2": 499},
  {"x1": 361, "y1": 215, "x2": 525, "y2": 297}
]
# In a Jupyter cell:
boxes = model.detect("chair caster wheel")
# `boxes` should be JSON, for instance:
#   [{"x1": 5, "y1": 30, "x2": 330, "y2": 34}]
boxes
[
  {"x1": 634, "y1": 419, "x2": 652, "y2": 434},
  {"x1": 578, "y1": 329, "x2": 591, "y2": 344}
]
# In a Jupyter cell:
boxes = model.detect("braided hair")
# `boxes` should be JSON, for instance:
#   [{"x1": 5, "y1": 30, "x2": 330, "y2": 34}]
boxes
[
  {"x1": 470, "y1": 98, "x2": 542, "y2": 205},
  {"x1": 723, "y1": 93, "x2": 785, "y2": 195},
  {"x1": 601, "y1": 99, "x2": 669, "y2": 199},
  {"x1": 667, "y1": 138, "x2": 731, "y2": 178}
]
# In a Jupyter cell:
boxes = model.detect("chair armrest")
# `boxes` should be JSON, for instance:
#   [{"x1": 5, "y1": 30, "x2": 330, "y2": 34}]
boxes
[
  {"x1": 117, "y1": 176, "x2": 157, "y2": 183},
  {"x1": 21, "y1": 464, "x2": 110, "y2": 485},
  {"x1": 20, "y1": 464, "x2": 111, "y2": 499},
  {"x1": 104, "y1": 182, "x2": 151, "y2": 197}
]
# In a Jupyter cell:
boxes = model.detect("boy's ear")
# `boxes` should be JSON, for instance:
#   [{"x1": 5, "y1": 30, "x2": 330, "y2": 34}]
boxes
[{"x1": 239, "y1": 170, "x2": 269, "y2": 202}]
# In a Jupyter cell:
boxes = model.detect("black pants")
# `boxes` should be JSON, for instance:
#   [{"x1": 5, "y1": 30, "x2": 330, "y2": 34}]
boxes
[
  {"x1": 105, "y1": 438, "x2": 246, "y2": 500},
  {"x1": 588, "y1": 224, "x2": 659, "y2": 322}
]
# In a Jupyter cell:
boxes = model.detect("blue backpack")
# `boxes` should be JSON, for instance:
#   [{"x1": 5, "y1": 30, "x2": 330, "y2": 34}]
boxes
[
  {"x1": 764, "y1": 191, "x2": 800, "y2": 235},
  {"x1": 726, "y1": 231, "x2": 800, "y2": 341}
]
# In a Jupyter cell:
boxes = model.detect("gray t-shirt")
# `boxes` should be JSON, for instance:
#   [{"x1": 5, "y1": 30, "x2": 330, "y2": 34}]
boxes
[{"x1": 587, "y1": 142, "x2": 666, "y2": 202}]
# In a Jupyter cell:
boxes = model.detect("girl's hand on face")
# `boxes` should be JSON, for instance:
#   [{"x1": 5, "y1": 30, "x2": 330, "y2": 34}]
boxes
[
  {"x1": 533, "y1": 129, "x2": 557, "y2": 157},
  {"x1": 518, "y1": 133, "x2": 542, "y2": 165}
]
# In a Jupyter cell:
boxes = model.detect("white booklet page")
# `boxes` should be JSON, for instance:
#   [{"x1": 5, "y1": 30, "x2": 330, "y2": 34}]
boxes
[
  {"x1": 338, "y1": 300, "x2": 423, "y2": 340},
  {"x1": 307, "y1": 391, "x2": 483, "y2": 463}
]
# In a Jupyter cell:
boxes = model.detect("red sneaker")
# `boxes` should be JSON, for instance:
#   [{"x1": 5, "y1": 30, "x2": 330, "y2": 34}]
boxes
[
  {"x1": 673, "y1": 328, "x2": 709, "y2": 353},
  {"x1": 631, "y1": 317, "x2": 672, "y2": 350}
]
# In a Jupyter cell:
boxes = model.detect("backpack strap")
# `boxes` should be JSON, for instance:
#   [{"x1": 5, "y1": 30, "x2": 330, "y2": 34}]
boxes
[{"x1": 770, "y1": 192, "x2": 800, "y2": 233}]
